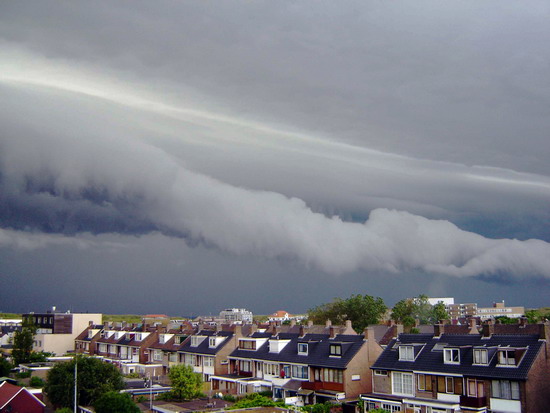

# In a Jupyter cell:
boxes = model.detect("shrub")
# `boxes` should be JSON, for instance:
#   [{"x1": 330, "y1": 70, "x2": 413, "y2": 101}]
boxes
[{"x1": 29, "y1": 376, "x2": 45, "y2": 387}]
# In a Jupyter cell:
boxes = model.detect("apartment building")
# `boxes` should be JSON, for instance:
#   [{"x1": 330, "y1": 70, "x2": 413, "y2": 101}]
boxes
[{"x1": 23, "y1": 309, "x2": 101, "y2": 356}]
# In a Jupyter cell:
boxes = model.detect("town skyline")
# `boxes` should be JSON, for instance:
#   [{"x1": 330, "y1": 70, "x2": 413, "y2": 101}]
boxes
[{"x1": 1, "y1": 1, "x2": 550, "y2": 316}]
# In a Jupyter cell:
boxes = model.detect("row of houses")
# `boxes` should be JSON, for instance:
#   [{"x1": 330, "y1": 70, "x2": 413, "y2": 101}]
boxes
[{"x1": 73, "y1": 317, "x2": 550, "y2": 412}]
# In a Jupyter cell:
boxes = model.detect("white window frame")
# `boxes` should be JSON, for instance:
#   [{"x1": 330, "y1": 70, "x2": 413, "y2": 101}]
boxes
[
  {"x1": 392, "y1": 371, "x2": 414, "y2": 396},
  {"x1": 399, "y1": 345, "x2": 414, "y2": 361},
  {"x1": 443, "y1": 348, "x2": 460, "y2": 364},
  {"x1": 329, "y1": 344, "x2": 342, "y2": 357},
  {"x1": 374, "y1": 370, "x2": 388, "y2": 376},
  {"x1": 473, "y1": 348, "x2": 488, "y2": 365},
  {"x1": 497, "y1": 349, "x2": 517, "y2": 366},
  {"x1": 298, "y1": 343, "x2": 308, "y2": 355}
]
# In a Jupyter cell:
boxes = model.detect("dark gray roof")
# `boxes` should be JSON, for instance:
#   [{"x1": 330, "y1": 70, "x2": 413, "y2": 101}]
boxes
[
  {"x1": 372, "y1": 333, "x2": 543, "y2": 380},
  {"x1": 179, "y1": 331, "x2": 233, "y2": 355},
  {"x1": 229, "y1": 333, "x2": 365, "y2": 369}
]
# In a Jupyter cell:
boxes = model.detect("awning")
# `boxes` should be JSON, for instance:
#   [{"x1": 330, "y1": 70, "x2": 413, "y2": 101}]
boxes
[
  {"x1": 297, "y1": 389, "x2": 314, "y2": 396},
  {"x1": 282, "y1": 379, "x2": 303, "y2": 391}
]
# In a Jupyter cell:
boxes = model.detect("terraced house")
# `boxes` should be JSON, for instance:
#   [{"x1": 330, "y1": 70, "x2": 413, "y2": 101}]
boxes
[
  {"x1": 178, "y1": 324, "x2": 253, "y2": 383},
  {"x1": 212, "y1": 321, "x2": 383, "y2": 405},
  {"x1": 361, "y1": 321, "x2": 550, "y2": 413}
]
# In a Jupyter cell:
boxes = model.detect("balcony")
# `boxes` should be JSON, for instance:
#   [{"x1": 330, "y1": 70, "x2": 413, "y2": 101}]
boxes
[
  {"x1": 302, "y1": 381, "x2": 344, "y2": 392},
  {"x1": 460, "y1": 395, "x2": 488, "y2": 408}
]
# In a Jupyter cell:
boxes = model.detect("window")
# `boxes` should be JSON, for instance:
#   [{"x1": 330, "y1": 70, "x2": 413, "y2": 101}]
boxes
[
  {"x1": 445, "y1": 377, "x2": 454, "y2": 393},
  {"x1": 203, "y1": 356, "x2": 214, "y2": 367},
  {"x1": 291, "y1": 365, "x2": 309, "y2": 379},
  {"x1": 99, "y1": 344, "x2": 107, "y2": 353},
  {"x1": 298, "y1": 343, "x2": 308, "y2": 355},
  {"x1": 392, "y1": 372, "x2": 414, "y2": 396},
  {"x1": 109, "y1": 345, "x2": 116, "y2": 354},
  {"x1": 374, "y1": 370, "x2": 388, "y2": 376},
  {"x1": 169, "y1": 353, "x2": 178, "y2": 363},
  {"x1": 239, "y1": 340, "x2": 256, "y2": 350},
  {"x1": 498, "y1": 350, "x2": 517, "y2": 366},
  {"x1": 329, "y1": 344, "x2": 342, "y2": 356},
  {"x1": 444, "y1": 348, "x2": 460, "y2": 364},
  {"x1": 209, "y1": 337, "x2": 217, "y2": 348},
  {"x1": 183, "y1": 353, "x2": 195, "y2": 366},
  {"x1": 153, "y1": 350, "x2": 163, "y2": 361},
  {"x1": 264, "y1": 363, "x2": 278, "y2": 375},
  {"x1": 381, "y1": 403, "x2": 401, "y2": 412},
  {"x1": 436, "y1": 376, "x2": 462, "y2": 395},
  {"x1": 191, "y1": 336, "x2": 204, "y2": 347},
  {"x1": 467, "y1": 379, "x2": 485, "y2": 398},
  {"x1": 323, "y1": 368, "x2": 343, "y2": 383},
  {"x1": 417, "y1": 374, "x2": 426, "y2": 391},
  {"x1": 473, "y1": 348, "x2": 488, "y2": 365},
  {"x1": 240, "y1": 360, "x2": 252, "y2": 372},
  {"x1": 492, "y1": 380, "x2": 520, "y2": 400},
  {"x1": 399, "y1": 345, "x2": 414, "y2": 361}
]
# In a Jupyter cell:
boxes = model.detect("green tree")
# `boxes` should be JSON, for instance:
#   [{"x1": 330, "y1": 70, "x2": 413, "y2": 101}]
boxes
[
  {"x1": 307, "y1": 294, "x2": 387, "y2": 332},
  {"x1": 0, "y1": 357, "x2": 12, "y2": 376},
  {"x1": 431, "y1": 302, "x2": 450, "y2": 323},
  {"x1": 12, "y1": 318, "x2": 37, "y2": 365},
  {"x1": 93, "y1": 391, "x2": 140, "y2": 413},
  {"x1": 45, "y1": 355, "x2": 124, "y2": 409},
  {"x1": 167, "y1": 364, "x2": 203, "y2": 400},
  {"x1": 391, "y1": 295, "x2": 449, "y2": 331}
]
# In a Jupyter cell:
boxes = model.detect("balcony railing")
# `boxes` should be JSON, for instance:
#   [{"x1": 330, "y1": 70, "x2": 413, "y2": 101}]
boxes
[{"x1": 460, "y1": 395, "x2": 487, "y2": 408}]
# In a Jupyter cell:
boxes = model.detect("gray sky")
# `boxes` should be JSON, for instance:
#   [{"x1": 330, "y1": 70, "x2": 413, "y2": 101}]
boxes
[{"x1": 1, "y1": 1, "x2": 549, "y2": 316}]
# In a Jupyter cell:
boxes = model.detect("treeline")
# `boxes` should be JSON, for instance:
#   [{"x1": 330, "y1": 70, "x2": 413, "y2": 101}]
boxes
[{"x1": 307, "y1": 294, "x2": 449, "y2": 333}]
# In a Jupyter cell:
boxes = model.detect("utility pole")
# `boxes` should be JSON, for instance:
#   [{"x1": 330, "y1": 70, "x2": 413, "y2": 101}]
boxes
[{"x1": 74, "y1": 359, "x2": 78, "y2": 413}]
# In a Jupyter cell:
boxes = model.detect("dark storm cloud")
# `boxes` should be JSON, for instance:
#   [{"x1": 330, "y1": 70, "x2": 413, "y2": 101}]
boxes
[
  {"x1": 1, "y1": 1, "x2": 550, "y2": 313},
  {"x1": 1, "y1": 1, "x2": 548, "y2": 174},
  {"x1": 1, "y1": 82, "x2": 549, "y2": 280}
]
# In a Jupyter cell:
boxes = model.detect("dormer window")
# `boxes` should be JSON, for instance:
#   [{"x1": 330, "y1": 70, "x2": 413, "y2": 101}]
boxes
[
  {"x1": 498, "y1": 349, "x2": 521, "y2": 366},
  {"x1": 190, "y1": 336, "x2": 207, "y2": 347},
  {"x1": 209, "y1": 337, "x2": 217, "y2": 348},
  {"x1": 399, "y1": 345, "x2": 414, "y2": 361},
  {"x1": 239, "y1": 339, "x2": 256, "y2": 350},
  {"x1": 444, "y1": 348, "x2": 460, "y2": 364},
  {"x1": 298, "y1": 343, "x2": 308, "y2": 355},
  {"x1": 473, "y1": 348, "x2": 488, "y2": 365},
  {"x1": 329, "y1": 344, "x2": 342, "y2": 357}
]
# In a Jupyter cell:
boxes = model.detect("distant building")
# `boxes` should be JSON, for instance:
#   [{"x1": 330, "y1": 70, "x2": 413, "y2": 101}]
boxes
[
  {"x1": 477, "y1": 301, "x2": 525, "y2": 320},
  {"x1": 23, "y1": 308, "x2": 102, "y2": 356},
  {"x1": 427, "y1": 297, "x2": 455, "y2": 306},
  {"x1": 219, "y1": 308, "x2": 253, "y2": 324}
]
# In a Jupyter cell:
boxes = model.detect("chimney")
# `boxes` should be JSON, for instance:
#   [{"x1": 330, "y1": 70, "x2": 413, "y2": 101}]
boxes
[
  {"x1": 250, "y1": 324, "x2": 258, "y2": 335},
  {"x1": 233, "y1": 324, "x2": 242, "y2": 338},
  {"x1": 326, "y1": 319, "x2": 332, "y2": 327},
  {"x1": 468, "y1": 318, "x2": 478, "y2": 334},
  {"x1": 538, "y1": 323, "x2": 549, "y2": 340},
  {"x1": 395, "y1": 324, "x2": 404, "y2": 338},
  {"x1": 363, "y1": 327, "x2": 375, "y2": 342},
  {"x1": 274, "y1": 325, "x2": 281, "y2": 336},
  {"x1": 308, "y1": 320, "x2": 313, "y2": 327},
  {"x1": 519, "y1": 317, "x2": 528, "y2": 327},
  {"x1": 346, "y1": 320, "x2": 353, "y2": 330},
  {"x1": 482, "y1": 320, "x2": 494, "y2": 338},
  {"x1": 89, "y1": 320, "x2": 94, "y2": 326},
  {"x1": 299, "y1": 325, "x2": 306, "y2": 338},
  {"x1": 290, "y1": 319, "x2": 296, "y2": 327},
  {"x1": 434, "y1": 324, "x2": 444, "y2": 338},
  {"x1": 329, "y1": 326, "x2": 336, "y2": 339}
]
